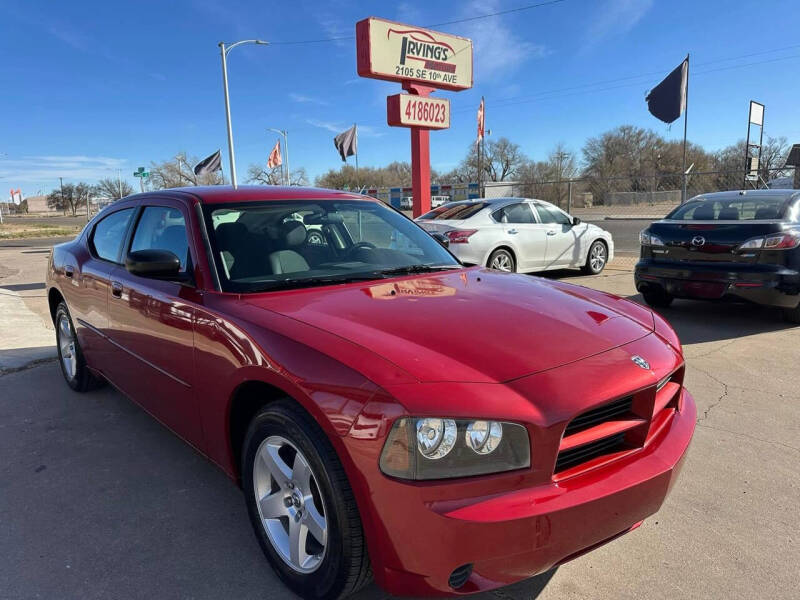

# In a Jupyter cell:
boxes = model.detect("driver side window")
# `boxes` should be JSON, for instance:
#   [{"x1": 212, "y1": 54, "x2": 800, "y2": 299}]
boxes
[
  {"x1": 534, "y1": 204, "x2": 571, "y2": 225},
  {"x1": 130, "y1": 207, "x2": 190, "y2": 271}
]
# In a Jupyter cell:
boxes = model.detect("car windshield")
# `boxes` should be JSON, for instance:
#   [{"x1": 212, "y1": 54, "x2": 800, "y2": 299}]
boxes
[
  {"x1": 204, "y1": 199, "x2": 460, "y2": 293},
  {"x1": 665, "y1": 195, "x2": 790, "y2": 221},
  {"x1": 418, "y1": 201, "x2": 488, "y2": 220}
]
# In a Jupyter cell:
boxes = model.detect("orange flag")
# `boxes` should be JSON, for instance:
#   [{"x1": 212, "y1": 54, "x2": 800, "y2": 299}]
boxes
[{"x1": 267, "y1": 139, "x2": 282, "y2": 169}]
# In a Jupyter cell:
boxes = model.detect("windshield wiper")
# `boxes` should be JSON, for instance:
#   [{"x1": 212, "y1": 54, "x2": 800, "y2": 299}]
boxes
[
  {"x1": 249, "y1": 274, "x2": 384, "y2": 293},
  {"x1": 371, "y1": 264, "x2": 460, "y2": 277}
]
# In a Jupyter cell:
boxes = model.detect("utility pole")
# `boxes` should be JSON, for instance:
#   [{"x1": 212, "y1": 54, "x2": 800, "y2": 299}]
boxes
[
  {"x1": 117, "y1": 169, "x2": 122, "y2": 198},
  {"x1": 556, "y1": 151, "x2": 570, "y2": 208},
  {"x1": 60, "y1": 177, "x2": 65, "y2": 216}
]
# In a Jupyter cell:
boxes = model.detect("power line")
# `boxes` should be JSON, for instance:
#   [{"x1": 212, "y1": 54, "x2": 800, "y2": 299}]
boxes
[{"x1": 268, "y1": 0, "x2": 569, "y2": 45}]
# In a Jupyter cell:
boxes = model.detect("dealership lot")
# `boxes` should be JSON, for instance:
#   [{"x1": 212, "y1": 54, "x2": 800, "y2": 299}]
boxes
[{"x1": 0, "y1": 242, "x2": 797, "y2": 599}]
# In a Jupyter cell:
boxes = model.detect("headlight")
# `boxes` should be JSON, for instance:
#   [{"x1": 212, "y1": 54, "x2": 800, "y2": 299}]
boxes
[
  {"x1": 416, "y1": 418, "x2": 457, "y2": 459},
  {"x1": 640, "y1": 230, "x2": 665, "y2": 246},
  {"x1": 380, "y1": 418, "x2": 530, "y2": 480}
]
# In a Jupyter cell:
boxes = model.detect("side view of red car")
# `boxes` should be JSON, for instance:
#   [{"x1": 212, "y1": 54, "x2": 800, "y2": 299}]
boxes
[{"x1": 46, "y1": 186, "x2": 695, "y2": 599}]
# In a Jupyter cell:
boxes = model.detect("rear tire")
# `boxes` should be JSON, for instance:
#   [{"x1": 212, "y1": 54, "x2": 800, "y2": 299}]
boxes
[
  {"x1": 487, "y1": 248, "x2": 516, "y2": 273},
  {"x1": 242, "y1": 400, "x2": 371, "y2": 600},
  {"x1": 641, "y1": 289, "x2": 674, "y2": 309},
  {"x1": 55, "y1": 302, "x2": 104, "y2": 392},
  {"x1": 783, "y1": 302, "x2": 800, "y2": 324},
  {"x1": 581, "y1": 240, "x2": 608, "y2": 275}
]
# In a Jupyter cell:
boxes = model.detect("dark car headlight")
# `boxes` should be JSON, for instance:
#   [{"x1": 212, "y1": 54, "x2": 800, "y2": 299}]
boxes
[{"x1": 379, "y1": 417, "x2": 530, "y2": 480}]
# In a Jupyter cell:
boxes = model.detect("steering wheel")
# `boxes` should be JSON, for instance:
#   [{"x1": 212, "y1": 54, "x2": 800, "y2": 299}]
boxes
[{"x1": 345, "y1": 241, "x2": 377, "y2": 257}]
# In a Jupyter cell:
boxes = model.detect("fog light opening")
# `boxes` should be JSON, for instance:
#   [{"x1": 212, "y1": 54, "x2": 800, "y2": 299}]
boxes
[{"x1": 448, "y1": 563, "x2": 473, "y2": 589}]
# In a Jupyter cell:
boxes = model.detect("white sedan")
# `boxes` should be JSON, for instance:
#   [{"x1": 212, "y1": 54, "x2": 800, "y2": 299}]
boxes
[{"x1": 416, "y1": 197, "x2": 614, "y2": 274}]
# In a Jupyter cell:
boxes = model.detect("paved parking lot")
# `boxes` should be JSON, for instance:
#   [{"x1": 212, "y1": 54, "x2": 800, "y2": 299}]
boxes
[{"x1": 0, "y1": 242, "x2": 797, "y2": 599}]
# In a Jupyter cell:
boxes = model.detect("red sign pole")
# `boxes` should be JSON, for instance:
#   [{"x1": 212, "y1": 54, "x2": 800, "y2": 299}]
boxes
[{"x1": 405, "y1": 82, "x2": 435, "y2": 217}]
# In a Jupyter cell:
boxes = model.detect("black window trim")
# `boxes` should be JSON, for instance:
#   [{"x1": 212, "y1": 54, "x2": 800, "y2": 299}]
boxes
[{"x1": 88, "y1": 205, "x2": 139, "y2": 265}]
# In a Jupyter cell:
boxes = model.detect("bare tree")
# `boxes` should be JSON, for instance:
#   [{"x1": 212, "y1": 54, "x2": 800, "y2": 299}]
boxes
[
  {"x1": 247, "y1": 164, "x2": 309, "y2": 186},
  {"x1": 46, "y1": 182, "x2": 90, "y2": 216},
  {"x1": 94, "y1": 177, "x2": 134, "y2": 201},
  {"x1": 148, "y1": 152, "x2": 225, "y2": 189},
  {"x1": 484, "y1": 137, "x2": 525, "y2": 182}
]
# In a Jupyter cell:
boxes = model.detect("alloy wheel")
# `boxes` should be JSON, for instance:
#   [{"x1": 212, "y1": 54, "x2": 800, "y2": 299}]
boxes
[
  {"x1": 590, "y1": 243, "x2": 606, "y2": 272},
  {"x1": 57, "y1": 314, "x2": 77, "y2": 380},
  {"x1": 491, "y1": 252, "x2": 513, "y2": 272},
  {"x1": 253, "y1": 435, "x2": 328, "y2": 574}
]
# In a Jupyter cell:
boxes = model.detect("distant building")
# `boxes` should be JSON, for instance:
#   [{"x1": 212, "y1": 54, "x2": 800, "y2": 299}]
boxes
[{"x1": 25, "y1": 195, "x2": 59, "y2": 214}]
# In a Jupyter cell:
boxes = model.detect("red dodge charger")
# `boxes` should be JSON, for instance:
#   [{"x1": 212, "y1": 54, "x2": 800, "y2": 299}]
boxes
[{"x1": 46, "y1": 186, "x2": 695, "y2": 599}]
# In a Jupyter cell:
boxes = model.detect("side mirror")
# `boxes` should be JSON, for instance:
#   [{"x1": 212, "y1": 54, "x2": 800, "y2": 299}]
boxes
[
  {"x1": 572, "y1": 216, "x2": 581, "y2": 226},
  {"x1": 126, "y1": 249, "x2": 186, "y2": 281},
  {"x1": 431, "y1": 232, "x2": 450, "y2": 248}
]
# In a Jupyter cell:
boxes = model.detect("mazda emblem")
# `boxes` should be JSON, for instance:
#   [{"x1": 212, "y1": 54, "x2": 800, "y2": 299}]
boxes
[
  {"x1": 691, "y1": 236, "x2": 706, "y2": 247},
  {"x1": 631, "y1": 355, "x2": 650, "y2": 370}
]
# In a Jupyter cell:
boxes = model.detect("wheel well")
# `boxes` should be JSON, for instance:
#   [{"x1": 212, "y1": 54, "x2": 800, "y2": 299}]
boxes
[
  {"x1": 228, "y1": 380, "x2": 292, "y2": 483},
  {"x1": 488, "y1": 245, "x2": 515, "y2": 266},
  {"x1": 48, "y1": 288, "x2": 65, "y2": 324}
]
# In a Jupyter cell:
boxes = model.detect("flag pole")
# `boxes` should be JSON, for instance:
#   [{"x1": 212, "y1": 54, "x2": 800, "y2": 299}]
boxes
[
  {"x1": 681, "y1": 53, "x2": 690, "y2": 203},
  {"x1": 354, "y1": 123, "x2": 360, "y2": 190}
]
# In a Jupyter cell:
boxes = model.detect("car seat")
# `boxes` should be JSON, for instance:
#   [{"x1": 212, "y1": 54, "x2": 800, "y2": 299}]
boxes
[{"x1": 269, "y1": 221, "x2": 311, "y2": 275}]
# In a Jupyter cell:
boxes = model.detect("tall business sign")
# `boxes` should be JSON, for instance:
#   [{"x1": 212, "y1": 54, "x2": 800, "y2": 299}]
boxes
[
  {"x1": 356, "y1": 17, "x2": 473, "y2": 216},
  {"x1": 744, "y1": 100, "x2": 765, "y2": 186}
]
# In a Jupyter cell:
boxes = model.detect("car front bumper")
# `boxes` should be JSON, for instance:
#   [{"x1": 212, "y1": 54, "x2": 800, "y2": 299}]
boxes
[
  {"x1": 635, "y1": 259, "x2": 800, "y2": 308},
  {"x1": 343, "y1": 388, "x2": 695, "y2": 596}
]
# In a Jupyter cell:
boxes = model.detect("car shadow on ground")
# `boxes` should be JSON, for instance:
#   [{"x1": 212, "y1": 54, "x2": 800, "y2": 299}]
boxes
[
  {"x1": 352, "y1": 568, "x2": 558, "y2": 600},
  {"x1": 532, "y1": 268, "x2": 797, "y2": 344},
  {"x1": 625, "y1": 293, "x2": 797, "y2": 345}
]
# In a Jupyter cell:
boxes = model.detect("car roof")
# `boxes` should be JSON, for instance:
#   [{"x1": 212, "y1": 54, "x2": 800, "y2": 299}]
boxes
[
  {"x1": 125, "y1": 185, "x2": 372, "y2": 205},
  {"x1": 691, "y1": 189, "x2": 800, "y2": 202}
]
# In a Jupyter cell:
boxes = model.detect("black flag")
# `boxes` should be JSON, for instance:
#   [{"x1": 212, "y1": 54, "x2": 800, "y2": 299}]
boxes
[
  {"x1": 333, "y1": 125, "x2": 357, "y2": 162},
  {"x1": 194, "y1": 150, "x2": 222, "y2": 176},
  {"x1": 646, "y1": 59, "x2": 688, "y2": 124}
]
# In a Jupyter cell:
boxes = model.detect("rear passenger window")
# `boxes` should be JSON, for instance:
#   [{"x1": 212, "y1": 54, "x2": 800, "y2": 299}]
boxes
[
  {"x1": 130, "y1": 207, "x2": 190, "y2": 270},
  {"x1": 493, "y1": 203, "x2": 535, "y2": 224},
  {"x1": 91, "y1": 208, "x2": 135, "y2": 263}
]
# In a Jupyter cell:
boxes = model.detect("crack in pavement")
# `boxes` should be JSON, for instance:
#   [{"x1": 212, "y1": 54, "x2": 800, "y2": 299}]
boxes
[
  {"x1": 0, "y1": 356, "x2": 58, "y2": 378},
  {"x1": 697, "y1": 422, "x2": 800, "y2": 454},
  {"x1": 691, "y1": 364, "x2": 730, "y2": 422}
]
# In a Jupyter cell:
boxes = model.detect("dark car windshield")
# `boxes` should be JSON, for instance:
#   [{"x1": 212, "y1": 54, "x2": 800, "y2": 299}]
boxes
[
  {"x1": 204, "y1": 199, "x2": 459, "y2": 293},
  {"x1": 418, "y1": 201, "x2": 487, "y2": 220},
  {"x1": 666, "y1": 195, "x2": 790, "y2": 221}
]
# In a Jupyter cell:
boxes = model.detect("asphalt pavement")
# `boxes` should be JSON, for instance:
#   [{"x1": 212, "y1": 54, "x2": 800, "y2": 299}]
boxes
[{"x1": 0, "y1": 237, "x2": 797, "y2": 600}]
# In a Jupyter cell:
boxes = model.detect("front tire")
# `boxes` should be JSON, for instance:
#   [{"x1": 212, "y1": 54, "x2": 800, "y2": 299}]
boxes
[
  {"x1": 243, "y1": 400, "x2": 371, "y2": 600},
  {"x1": 55, "y1": 302, "x2": 103, "y2": 392},
  {"x1": 488, "y1": 248, "x2": 516, "y2": 272},
  {"x1": 582, "y1": 240, "x2": 608, "y2": 275}
]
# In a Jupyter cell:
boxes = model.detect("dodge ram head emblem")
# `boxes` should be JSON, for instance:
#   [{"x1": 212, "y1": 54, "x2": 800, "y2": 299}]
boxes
[
  {"x1": 691, "y1": 236, "x2": 706, "y2": 247},
  {"x1": 631, "y1": 355, "x2": 650, "y2": 370}
]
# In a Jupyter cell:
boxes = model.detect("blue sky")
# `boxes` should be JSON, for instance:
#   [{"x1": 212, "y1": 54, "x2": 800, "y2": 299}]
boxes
[{"x1": 2, "y1": 0, "x2": 800, "y2": 197}]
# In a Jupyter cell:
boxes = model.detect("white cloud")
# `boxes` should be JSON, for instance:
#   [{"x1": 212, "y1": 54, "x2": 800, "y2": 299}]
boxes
[
  {"x1": 289, "y1": 93, "x2": 329, "y2": 106},
  {"x1": 585, "y1": 0, "x2": 654, "y2": 47},
  {"x1": 456, "y1": 0, "x2": 550, "y2": 82},
  {"x1": 305, "y1": 120, "x2": 384, "y2": 138},
  {"x1": 0, "y1": 155, "x2": 128, "y2": 186}
]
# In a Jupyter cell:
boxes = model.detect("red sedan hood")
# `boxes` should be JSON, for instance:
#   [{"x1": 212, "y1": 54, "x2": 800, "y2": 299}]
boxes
[{"x1": 244, "y1": 269, "x2": 654, "y2": 383}]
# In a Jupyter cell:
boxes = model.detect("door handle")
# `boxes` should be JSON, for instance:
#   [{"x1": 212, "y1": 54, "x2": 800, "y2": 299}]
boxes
[
  {"x1": 507, "y1": 229, "x2": 518, "y2": 234},
  {"x1": 547, "y1": 230, "x2": 558, "y2": 236},
  {"x1": 111, "y1": 281, "x2": 123, "y2": 298},
  {"x1": 64, "y1": 265, "x2": 74, "y2": 278}
]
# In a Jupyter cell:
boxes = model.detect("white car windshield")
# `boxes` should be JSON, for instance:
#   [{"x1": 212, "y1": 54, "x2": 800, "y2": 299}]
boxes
[{"x1": 204, "y1": 199, "x2": 460, "y2": 292}]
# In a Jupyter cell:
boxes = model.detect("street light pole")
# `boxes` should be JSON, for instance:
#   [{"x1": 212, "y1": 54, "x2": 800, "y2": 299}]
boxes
[
  {"x1": 267, "y1": 128, "x2": 290, "y2": 185},
  {"x1": 219, "y1": 39, "x2": 270, "y2": 189}
]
